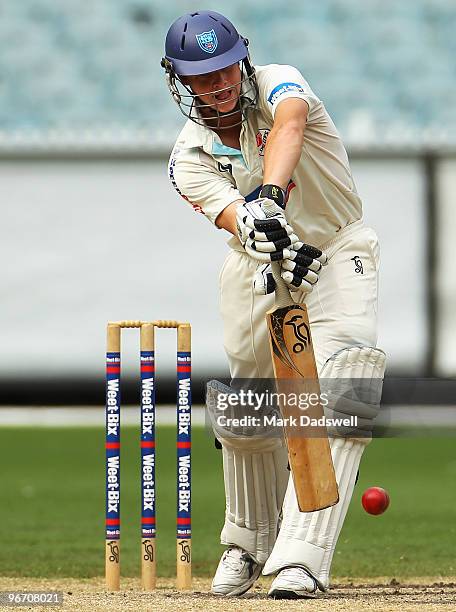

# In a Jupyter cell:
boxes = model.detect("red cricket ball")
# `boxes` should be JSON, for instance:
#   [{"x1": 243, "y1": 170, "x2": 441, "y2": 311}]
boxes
[{"x1": 362, "y1": 486, "x2": 390, "y2": 515}]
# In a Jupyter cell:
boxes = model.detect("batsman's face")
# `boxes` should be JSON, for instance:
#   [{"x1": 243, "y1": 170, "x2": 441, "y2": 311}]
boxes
[{"x1": 184, "y1": 63, "x2": 242, "y2": 113}]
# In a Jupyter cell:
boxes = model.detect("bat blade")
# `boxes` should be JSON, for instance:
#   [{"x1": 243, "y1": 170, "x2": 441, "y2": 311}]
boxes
[{"x1": 266, "y1": 301, "x2": 339, "y2": 512}]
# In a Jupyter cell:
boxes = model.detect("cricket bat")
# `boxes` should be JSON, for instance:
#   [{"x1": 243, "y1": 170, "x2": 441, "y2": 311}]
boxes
[{"x1": 265, "y1": 208, "x2": 339, "y2": 512}]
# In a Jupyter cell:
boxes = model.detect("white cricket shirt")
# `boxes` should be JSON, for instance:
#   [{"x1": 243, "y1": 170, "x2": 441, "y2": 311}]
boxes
[{"x1": 168, "y1": 64, "x2": 362, "y2": 248}]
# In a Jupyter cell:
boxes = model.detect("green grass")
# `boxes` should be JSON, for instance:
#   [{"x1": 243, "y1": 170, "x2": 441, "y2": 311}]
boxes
[{"x1": 0, "y1": 427, "x2": 455, "y2": 579}]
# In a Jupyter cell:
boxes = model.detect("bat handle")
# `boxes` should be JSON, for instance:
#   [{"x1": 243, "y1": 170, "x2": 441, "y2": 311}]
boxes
[
  {"x1": 270, "y1": 261, "x2": 292, "y2": 307},
  {"x1": 262, "y1": 200, "x2": 292, "y2": 308}
]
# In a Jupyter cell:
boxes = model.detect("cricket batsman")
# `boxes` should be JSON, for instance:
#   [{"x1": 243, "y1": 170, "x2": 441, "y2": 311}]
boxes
[{"x1": 162, "y1": 10, "x2": 386, "y2": 599}]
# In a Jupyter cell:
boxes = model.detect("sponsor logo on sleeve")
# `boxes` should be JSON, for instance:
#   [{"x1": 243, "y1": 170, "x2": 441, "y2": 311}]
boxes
[
  {"x1": 195, "y1": 29, "x2": 218, "y2": 54},
  {"x1": 255, "y1": 129, "x2": 270, "y2": 156},
  {"x1": 168, "y1": 153, "x2": 205, "y2": 214},
  {"x1": 267, "y1": 82, "x2": 306, "y2": 105}
]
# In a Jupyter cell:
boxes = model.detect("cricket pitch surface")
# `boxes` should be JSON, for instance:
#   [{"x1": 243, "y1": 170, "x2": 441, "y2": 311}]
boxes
[{"x1": 0, "y1": 577, "x2": 455, "y2": 611}]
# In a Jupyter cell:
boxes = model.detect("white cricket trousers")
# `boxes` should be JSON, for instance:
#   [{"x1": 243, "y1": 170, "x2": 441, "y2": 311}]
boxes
[{"x1": 220, "y1": 219, "x2": 379, "y2": 378}]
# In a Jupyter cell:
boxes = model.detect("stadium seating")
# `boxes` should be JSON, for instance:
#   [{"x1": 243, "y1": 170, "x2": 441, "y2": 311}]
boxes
[{"x1": 0, "y1": 0, "x2": 454, "y2": 147}]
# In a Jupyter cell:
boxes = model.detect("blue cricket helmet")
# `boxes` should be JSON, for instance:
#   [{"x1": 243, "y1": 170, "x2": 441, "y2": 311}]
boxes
[
  {"x1": 161, "y1": 11, "x2": 258, "y2": 129},
  {"x1": 164, "y1": 10, "x2": 249, "y2": 76}
]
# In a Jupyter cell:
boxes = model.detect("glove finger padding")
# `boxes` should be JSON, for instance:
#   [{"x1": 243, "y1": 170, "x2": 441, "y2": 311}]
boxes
[
  {"x1": 245, "y1": 244, "x2": 293, "y2": 263},
  {"x1": 248, "y1": 226, "x2": 294, "y2": 243},
  {"x1": 286, "y1": 252, "x2": 322, "y2": 272},
  {"x1": 249, "y1": 216, "x2": 288, "y2": 232},
  {"x1": 281, "y1": 260, "x2": 319, "y2": 283},
  {"x1": 290, "y1": 242, "x2": 328, "y2": 266},
  {"x1": 279, "y1": 241, "x2": 328, "y2": 293},
  {"x1": 245, "y1": 233, "x2": 299, "y2": 254},
  {"x1": 281, "y1": 271, "x2": 315, "y2": 292}
]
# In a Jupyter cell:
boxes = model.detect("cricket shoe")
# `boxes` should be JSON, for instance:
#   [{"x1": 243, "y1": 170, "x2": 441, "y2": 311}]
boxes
[
  {"x1": 211, "y1": 546, "x2": 262, "y2": 596},
  {"x1": 268, "y1": 566, "x2": 319, "y2": 599}
]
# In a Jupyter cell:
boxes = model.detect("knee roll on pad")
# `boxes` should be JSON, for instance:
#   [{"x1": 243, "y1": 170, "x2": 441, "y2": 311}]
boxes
[
  {"x1": 319, "y1": 346, "x2": 386, "y2": 439},
  {"x1": 206, "y1": 378, "x2": 282, "y2": 452}
]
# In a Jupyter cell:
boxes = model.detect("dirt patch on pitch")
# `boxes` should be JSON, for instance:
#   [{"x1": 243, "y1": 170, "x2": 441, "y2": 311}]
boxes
[{"x1": 0, "y1": 576, "x2": 455, "y2": 611}]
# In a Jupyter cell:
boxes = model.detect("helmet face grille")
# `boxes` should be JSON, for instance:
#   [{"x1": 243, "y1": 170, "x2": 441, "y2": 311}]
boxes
[{"x1": 163, "y1": 57, "x2": 258, "y2": 130}]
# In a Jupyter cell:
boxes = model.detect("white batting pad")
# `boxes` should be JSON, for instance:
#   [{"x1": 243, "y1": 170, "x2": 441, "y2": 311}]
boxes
[
  {"x1": 263, "y1": 437, "x2": 363, "y2": 588},
  {"x1": 220, "y1": 441, "x2": 289, "y2": 564},
  {"x1": 263, "y1": 345, "x2": 386, "y2": 589}
]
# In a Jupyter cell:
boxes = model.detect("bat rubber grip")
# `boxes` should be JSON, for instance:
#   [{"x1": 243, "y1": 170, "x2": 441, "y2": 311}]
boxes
[{"x1": 263, "y1": 200, "x2": 292, "y2": 307}]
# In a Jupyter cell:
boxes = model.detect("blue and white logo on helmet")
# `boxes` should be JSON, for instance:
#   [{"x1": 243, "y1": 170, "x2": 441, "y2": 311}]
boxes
[{"x1": 195, "y1": 29, "x2": 218, "y2": 54}]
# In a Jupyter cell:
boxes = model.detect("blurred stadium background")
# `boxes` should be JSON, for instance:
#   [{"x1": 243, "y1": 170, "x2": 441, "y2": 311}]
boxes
[{"x1": 1, "y1": 0, "x2": 456, "y2": 402}]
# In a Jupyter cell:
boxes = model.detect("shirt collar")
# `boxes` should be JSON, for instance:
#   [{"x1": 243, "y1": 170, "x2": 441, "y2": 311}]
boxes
[
  {"x1": 211, "y1": 141, "x2": 243, "y2": 157},
  {"x1": 177, "y1": 118, "x2": 244, "y2": 158},
  {"x1": 177, "y1": 118, "x2": 213, "y2": 153}
]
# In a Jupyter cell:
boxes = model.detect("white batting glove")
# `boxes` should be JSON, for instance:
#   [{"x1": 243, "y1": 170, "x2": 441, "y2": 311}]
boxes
[
  {"x1": 236, "y1": 199, "x2": 299, "y2": 262},
  {"x1": 254, "y1": 243, "x2": 327, "y2": 295}
]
